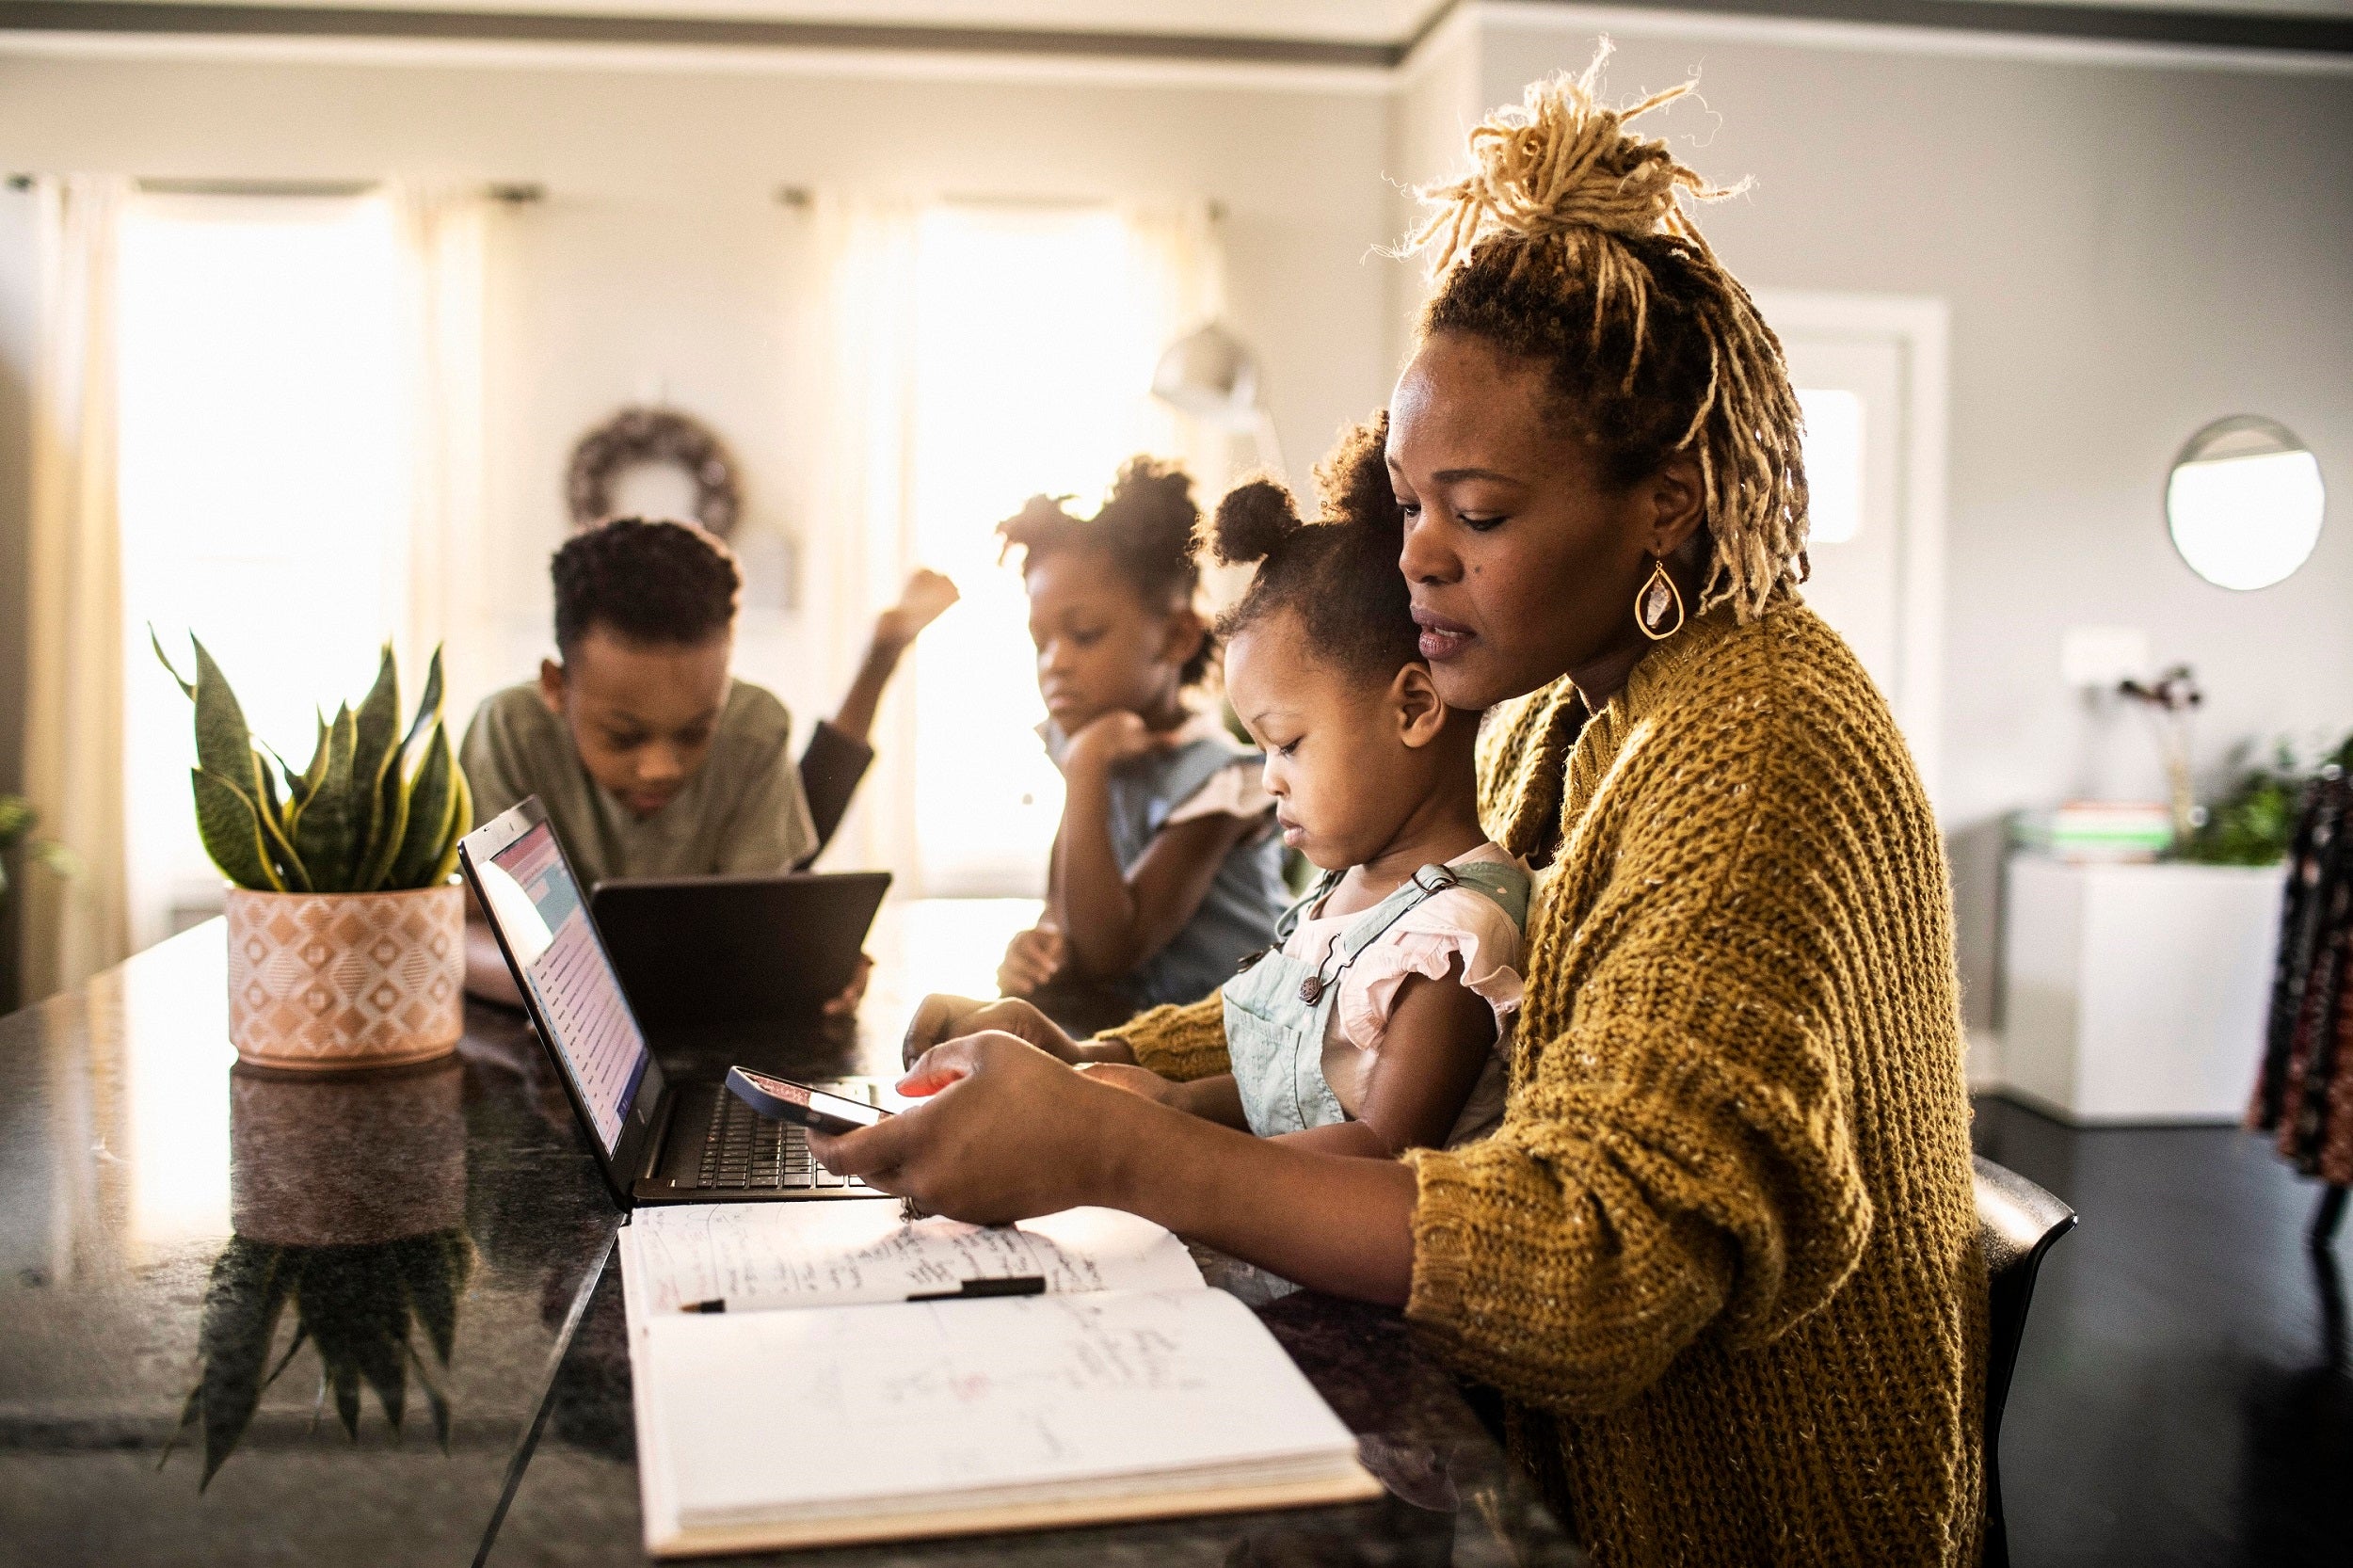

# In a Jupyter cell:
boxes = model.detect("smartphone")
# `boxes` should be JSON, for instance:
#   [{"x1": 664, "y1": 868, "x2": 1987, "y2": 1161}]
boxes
[{"x1": 725, "y1": 1066, "x2": 892, "y2": 1136}]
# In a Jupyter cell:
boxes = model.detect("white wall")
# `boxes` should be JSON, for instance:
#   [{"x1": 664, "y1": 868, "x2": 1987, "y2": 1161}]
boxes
[
  {"x1": 6, "y1": 19, "x2": 2351, "y2": 1028},
  {"x1": 0, "y1": 50, "x2": 1397, "y2": 743},
  {"x1": 1465, "y1": 14, "x2": 2353, "y2": 1029}
]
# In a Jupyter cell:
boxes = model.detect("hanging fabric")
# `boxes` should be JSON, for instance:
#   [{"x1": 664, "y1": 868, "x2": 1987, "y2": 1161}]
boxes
[{"x1": 2250, "y1": 770, "x2": 2353, "y2": 1239}]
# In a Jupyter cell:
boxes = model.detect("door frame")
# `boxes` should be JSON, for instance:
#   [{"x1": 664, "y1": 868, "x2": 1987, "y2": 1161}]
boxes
[{"x1": 1755, "y1": 288, "x2": 1951, "y2": 808}]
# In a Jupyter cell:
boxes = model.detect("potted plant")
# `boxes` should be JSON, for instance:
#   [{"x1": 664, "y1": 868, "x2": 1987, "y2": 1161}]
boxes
[{"x1": 155, "y1": 634, "x2": 471, "y2": 1069}]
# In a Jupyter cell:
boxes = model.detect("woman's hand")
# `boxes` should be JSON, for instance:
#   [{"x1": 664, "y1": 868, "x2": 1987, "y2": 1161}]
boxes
[
  {"x1": 809, "y1": 1032, "x2": 1133, "y2": 1224},
  {"x1": 902, "y1": 993, "x2": 1080, "y2": 1067},
  {"x1": 996, "y1": 924, "x2": 1065, "y2": 996}
]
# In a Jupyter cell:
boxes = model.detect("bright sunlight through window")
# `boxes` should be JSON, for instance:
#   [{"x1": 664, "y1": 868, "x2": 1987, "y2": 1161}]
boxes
[
  {"x1": 1797, "y1": 387, "x2": 1864, "y2": 546},
  {"x1": 905, "y1": 205, "x2": 1182, "y2": 896},
  {"x1": 118, "y1": 194, "x2": 410, "y2": 951}
]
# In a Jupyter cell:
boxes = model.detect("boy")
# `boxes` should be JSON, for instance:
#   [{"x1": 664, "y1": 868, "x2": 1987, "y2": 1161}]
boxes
[{"x1": 461, "y1": 516, "x2": 953, "y2": 1002}]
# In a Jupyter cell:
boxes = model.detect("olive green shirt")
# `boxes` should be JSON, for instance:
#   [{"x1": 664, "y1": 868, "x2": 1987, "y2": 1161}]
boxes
[{"x1": 460, "y1": 679, "x2": 818, "y2": 888}]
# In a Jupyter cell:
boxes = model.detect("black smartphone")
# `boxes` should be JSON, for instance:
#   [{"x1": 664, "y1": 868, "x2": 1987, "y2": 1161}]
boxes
[{"x1": 725, "y1": 1066, "x2": 892, "y2": 1136}]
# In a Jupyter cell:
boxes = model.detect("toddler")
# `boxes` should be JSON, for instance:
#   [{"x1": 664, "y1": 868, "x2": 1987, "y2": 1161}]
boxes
[
  {"x1": 1082, "y1": 421, "x2": 1530, "y2": 1158},
  {"x1": 994, "y1": 458, "x2": 1287, "y2": 1029}
]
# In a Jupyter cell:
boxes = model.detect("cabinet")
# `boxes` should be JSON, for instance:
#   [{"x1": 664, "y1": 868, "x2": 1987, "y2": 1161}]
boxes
[{"x1": 1997, "y1": 856, "x2": 2285, "y2": 1124}]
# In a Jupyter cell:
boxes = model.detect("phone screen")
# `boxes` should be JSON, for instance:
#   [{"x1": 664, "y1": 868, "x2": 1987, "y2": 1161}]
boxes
[{"x1": 727, "y1": 1067, "x2": 890, "y2": 1134}]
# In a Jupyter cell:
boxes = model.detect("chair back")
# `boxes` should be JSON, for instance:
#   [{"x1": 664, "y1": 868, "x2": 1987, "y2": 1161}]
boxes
[{"x1": 1974, "y1": 1153, "x2": 2077, "y2": 1568}]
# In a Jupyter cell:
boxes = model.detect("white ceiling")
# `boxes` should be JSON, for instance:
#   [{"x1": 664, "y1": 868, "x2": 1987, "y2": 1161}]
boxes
[
  {"x1": 92, "y1": 0, "x2": 1441, "y2": 41},
  {"x1": 96, "y1": 0, "x2": 2353, "y2": 24}
]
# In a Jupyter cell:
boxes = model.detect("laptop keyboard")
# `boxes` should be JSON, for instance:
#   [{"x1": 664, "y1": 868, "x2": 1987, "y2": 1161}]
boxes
[{"x1": 696, "y1": 1087, "x2": 862, "y2": 1191}]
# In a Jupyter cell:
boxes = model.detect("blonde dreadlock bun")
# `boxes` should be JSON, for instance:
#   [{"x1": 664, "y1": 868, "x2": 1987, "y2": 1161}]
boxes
[{"x1": 1405, "y1": 41, "x2": 1809, "y2": 623}]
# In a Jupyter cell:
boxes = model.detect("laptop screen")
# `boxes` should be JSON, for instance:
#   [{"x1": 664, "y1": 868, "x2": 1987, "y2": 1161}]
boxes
[{"x1": 472, "y1": 819, "x2": 649, "y2": 1155}]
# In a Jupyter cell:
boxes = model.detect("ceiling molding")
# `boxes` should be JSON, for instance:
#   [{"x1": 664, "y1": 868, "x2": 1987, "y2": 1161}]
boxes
[{"x1": 2, "y1": 0, "x2": 2347, "y2": 72}]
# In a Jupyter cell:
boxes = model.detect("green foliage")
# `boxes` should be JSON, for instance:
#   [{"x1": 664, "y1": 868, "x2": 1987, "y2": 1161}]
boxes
[
  {"x1": 2179, "y1": 733, "x2": 2353, "y2": 867},
  {"x1": 152, "y1": 633, "x2": 469, "y2": 893},
  {"x1": 0, "y1": 794, "x2": 79, "y2": 900},
  {"x1": 163, "y1": 1229, "x2": 472, "y2": 1488}
]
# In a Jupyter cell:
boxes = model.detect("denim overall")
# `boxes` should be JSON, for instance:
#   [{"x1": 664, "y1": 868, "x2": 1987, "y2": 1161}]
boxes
[
  {"x1": 1225, "y1": 859, "x2": 1532, "y2": 1139},
  {"x1": 1110, "y1": 738, "x2": 1289, "y2": 1010}
]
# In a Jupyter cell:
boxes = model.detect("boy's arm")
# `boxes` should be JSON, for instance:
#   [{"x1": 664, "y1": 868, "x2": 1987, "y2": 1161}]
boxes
[
  {"x1": 794, "y1": 722, "x2": 872, "y2": 868},
  {"x1": 458, "y1": 702, "x2": 527, "y2": 1005},
  {"x1": 793, "y1": 569, "x2": 958, "y2": 869}
]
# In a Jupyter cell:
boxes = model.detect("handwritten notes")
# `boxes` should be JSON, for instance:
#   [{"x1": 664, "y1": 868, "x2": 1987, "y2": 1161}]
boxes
[
  {"x1": 644, "y1": 1289, "x2": 1363, "y2": 1528},
  {"x1": 622, "y1": 1203, "x2": 1202, "y2": 1314}
]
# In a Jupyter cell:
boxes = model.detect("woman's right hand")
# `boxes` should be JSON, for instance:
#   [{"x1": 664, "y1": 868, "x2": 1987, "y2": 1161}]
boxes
[
  {"x1": 902, "y1": 994, "x2": 1080, "y2": 1068},
  {"x1": 996, "y1": 925, "x2": 1065, "y2": 996}
]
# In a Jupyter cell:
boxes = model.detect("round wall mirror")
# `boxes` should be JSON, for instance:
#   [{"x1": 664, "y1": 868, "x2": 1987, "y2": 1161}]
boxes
[{"x1": 2166, "y1": 415, "x2": 2325, "y2": 590}]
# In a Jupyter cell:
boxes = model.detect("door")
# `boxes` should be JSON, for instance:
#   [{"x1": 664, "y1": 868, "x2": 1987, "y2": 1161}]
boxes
[{"x1": 1758, "y1": 292, "x2": 1948, "y2": 801}]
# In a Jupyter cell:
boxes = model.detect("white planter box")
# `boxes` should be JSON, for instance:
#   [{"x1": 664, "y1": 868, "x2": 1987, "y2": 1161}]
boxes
[{"x1": 1996, "y1": 856, "x2": 2286, "y2": 1125}]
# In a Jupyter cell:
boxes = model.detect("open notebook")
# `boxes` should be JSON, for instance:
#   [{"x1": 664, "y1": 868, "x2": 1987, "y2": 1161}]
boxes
[{"x1": 616, "y1": 1203, "x2": 1383, "y2": 1557}]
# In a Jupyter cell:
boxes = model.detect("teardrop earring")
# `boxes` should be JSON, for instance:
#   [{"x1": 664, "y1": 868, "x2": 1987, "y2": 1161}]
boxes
[{"x1": 1636, "y1": 555, "x2": 1686, "y2": 641}]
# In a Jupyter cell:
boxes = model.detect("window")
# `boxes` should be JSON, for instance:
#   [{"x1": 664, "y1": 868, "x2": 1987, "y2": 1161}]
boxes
[
  {"x1": 903, "y1": 205, "x2": 1191, "y2": 897},
  {"x1": 117, "y1": 193, "x2": 411, "y2": 949},
  {"x1": 1796, "y1": 387, "x2": 1864, "y2": 546}
]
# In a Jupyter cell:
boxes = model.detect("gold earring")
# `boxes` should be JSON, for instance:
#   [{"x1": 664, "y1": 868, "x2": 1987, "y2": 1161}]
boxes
[{"x1": 1636, "y1": 555, "x2": 1686, "y2": 641}]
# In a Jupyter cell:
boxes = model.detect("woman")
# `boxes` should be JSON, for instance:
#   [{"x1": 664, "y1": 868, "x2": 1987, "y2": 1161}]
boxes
[{"x1": 812, "y1": 54, "x2": 1983, "y2": 1568}]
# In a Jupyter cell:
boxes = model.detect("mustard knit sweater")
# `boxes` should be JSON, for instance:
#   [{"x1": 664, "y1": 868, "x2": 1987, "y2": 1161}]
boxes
[{"x1": 1105, "y1": 602, "x2": 1986, "y2": 1567}]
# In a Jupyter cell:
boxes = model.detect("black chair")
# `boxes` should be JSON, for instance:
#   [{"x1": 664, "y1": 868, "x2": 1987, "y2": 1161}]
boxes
[{"x1": 1974, "y1": 1153, "x2": 2078, "y2": 1568}]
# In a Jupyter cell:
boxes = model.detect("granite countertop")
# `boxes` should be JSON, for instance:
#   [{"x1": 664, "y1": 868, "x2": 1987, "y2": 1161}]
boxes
[{"x1": 0, "y1": 914, "x2": 1583, "y2": 1566}]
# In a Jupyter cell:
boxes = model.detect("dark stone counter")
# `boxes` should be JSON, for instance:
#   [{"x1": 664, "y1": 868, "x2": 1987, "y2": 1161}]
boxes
[{"x1": 0, "y1": 916, "x2": 1582, "y2": 1566}]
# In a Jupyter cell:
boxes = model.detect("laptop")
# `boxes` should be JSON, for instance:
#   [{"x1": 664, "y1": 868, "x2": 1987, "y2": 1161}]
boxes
[
  {"x1": 459, "y1": 797, "x2": 890, "y2": 1208},
  {"x1": 593, "y1": 871, "x2": 890, "y2": 1029}
]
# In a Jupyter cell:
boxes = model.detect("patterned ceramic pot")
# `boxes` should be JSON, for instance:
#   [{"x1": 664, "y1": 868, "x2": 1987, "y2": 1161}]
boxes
[{"x1": 225, "y1": 884, "x2": 464, "y2": 1069}]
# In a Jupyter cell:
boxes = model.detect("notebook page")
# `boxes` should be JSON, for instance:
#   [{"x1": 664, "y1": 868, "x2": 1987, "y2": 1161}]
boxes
[
  {"x1": 621, "y1": 1203, "x2": 1202, "y2": 1314},
  {"x1": 642, "y1": 1288, "x2": 1363, "y2": 1528}
]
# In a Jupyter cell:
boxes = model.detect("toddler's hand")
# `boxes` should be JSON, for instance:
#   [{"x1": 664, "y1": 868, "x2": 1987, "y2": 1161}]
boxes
[
  {"x1": 997, "y1": 925, "x2": 1065, "y2": 995},
  {"x1": 873, "y1": 568, "x2": 959, "y2": 651},
  {"x1": 1073, "y1": 1061, "x2": 1178, "y2": 1106},
  {"x1": 1064, "y1": 711, "x2": 1170, "y2": 772},
  {"x1": 902, "y1": 993, "x2": 1080, "y2": 1069}
]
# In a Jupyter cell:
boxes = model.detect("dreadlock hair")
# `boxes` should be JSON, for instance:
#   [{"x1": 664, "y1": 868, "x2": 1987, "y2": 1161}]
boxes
[
  {"x1": 552, "y1": 516, "x2": 740, "y2": 654},
  {"x1": 996, "y1": 456, "x2": 1214, "y2": 686},
  {"x1": 1204, "y1": 413, "x2": 1419, "y2": 684},
  {"x1": 1402, "y1": 41, "x2": 1809, "y2": 622}
]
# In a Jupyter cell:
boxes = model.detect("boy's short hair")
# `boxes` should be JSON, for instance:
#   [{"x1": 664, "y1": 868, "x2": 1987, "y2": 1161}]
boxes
[{"x1": 552, "y1": 517, "x2": 740, "y2": 653}]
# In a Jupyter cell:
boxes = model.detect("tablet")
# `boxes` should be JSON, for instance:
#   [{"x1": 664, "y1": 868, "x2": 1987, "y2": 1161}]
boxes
[{"x1": 591, "y1": 871, "x2": 891, "y2": 1027}]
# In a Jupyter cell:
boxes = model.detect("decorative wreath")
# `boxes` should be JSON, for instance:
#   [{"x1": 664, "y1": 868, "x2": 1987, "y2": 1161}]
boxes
[{"x1": 565, "y1": 406, "x2": 743, "y2": 537}]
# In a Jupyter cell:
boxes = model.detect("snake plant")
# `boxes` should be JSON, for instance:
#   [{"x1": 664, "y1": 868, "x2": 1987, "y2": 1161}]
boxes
[
  {"x1": 153, "y1": 633, "x2": 471, "y2": 894},
  {"x1": 167, "y1": 1228, "x2": 472, "y2": 1489}
]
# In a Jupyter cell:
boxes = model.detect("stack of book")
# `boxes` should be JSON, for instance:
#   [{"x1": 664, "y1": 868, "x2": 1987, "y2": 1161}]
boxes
[{"x1": 2010, "y1": 802, "x2": 2175, "y2": 863}]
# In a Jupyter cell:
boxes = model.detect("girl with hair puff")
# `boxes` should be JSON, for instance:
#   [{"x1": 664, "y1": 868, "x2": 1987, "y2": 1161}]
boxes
[
  {"x1": 992, "y1": 458, "x2": 1289, "y2": 1029},
  {"x1": 823, "y1": 49, "x2": 1982, "y2": 1568},
  {"x1": 1079, "y1": 435, "x2": 1533, "y2": 1297}
]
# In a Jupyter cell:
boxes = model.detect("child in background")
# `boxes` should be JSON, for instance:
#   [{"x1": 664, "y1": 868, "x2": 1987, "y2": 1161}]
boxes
[
  {"x1": 460, "y1": 516, "x2": 955, "y2": 1002},
  {"x1": 994, "y1": 458, "x2": 1287, "y2": 1028},
  {"x1": 1071, "y1": 419, "x2": 1531, "y2": 1160}
]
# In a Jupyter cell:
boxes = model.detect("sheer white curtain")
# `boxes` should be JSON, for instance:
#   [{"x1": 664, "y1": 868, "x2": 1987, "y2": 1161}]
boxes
[
  {"x1": 809, "y1": 194, "x2": 1227, "y2": 896},
  {"x1": 806, "y1": 194, "x2": 923, "y2": 878},
  {"x1": 22, "y1": 174, "x2": 131, "y2": 1002},
  {"x1": 392, "y1": 185, "x2": 494, "y2": 720}
]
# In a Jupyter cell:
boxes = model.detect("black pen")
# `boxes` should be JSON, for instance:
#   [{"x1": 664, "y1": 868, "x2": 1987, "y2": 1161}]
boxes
[{"x1": 905, "y1": 1275, "x2": 1048, "y2": 1303}]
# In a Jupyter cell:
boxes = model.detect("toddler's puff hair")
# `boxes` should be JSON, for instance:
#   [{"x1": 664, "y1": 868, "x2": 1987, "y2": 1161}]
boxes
[{"x1": 1205, "y1": 478, "x2": 1303, "y2": 568}]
